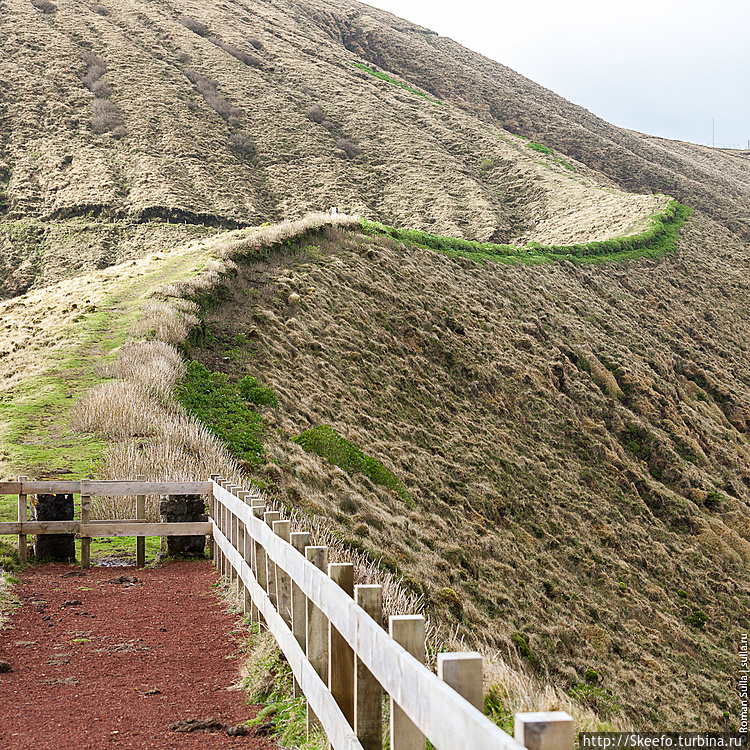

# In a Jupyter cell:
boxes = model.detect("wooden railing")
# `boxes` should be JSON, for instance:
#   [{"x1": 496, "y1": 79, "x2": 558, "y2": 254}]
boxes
[
  {"x1": 209, "y1": 478, "x2": 574, "y2": 750},
  {"x1": 0, "y1": 477, "x2": 212, "y2": 568},
  {"x1": 0, "y1": 476, "x2": 574, "y2": 749}
]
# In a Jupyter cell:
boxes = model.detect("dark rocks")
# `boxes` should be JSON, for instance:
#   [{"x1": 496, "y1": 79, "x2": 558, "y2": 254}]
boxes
[
  {"x1": 158, "y1": 494, "x2": 207, "y2": 558},
  {"x1": 226, "y1": 725, "x2": 250, "y2": 736},
  {"x1": 32, "y1": 494, "x2": 75, "y2": 562},
  {"x1": 0, "y1": 660, "x2": 12, "y2": 673},
  {"x1": 169, "y1": 717, "x2": 223, "y2": 733}
]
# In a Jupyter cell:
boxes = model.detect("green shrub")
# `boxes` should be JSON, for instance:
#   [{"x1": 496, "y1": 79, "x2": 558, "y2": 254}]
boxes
[
  {"x1": 238, "y1": 375, "x2": 278, "y2": 407},
  {"x1": 175, "y1": 361, "x2": 266, "y2": 466},
  {"x1": 686, "y1": 609, "x2": 708, "y2": 629},
  {"x1": 527, "y1": 142, "x2": 553, "y2": 155},
  {"x1": 511, "y1": 632, "x2": 534, "y2": 662},
  {"x1": 292, "y1": 425, "x2": 410, "y2": 503}
]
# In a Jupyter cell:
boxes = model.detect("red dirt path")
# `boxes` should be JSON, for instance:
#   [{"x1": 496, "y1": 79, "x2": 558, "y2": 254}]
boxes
[{"x1": 0, "y1": 560, "x2": 276, "y2": 750}]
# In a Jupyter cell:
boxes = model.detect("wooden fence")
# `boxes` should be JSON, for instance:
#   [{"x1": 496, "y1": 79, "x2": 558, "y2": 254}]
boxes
[{"x1": 0, "y1": 476, "x2": 574, "y2": 750}]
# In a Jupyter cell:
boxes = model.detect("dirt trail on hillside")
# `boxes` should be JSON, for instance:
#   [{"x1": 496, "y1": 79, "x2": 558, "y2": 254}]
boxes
[{"x1": 0, "y1": 561, "x2": 272, "y2": 750}]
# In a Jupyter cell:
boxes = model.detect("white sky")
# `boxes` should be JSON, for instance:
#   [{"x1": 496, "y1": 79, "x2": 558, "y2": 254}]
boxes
[{"x1": 364, "y1": 0, "x2": 750, "y2": 148}]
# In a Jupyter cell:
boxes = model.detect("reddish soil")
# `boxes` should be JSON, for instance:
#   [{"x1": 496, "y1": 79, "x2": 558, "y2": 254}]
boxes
[{"x1": 0, "y1": 560, "x2": 276, "y2": 750}]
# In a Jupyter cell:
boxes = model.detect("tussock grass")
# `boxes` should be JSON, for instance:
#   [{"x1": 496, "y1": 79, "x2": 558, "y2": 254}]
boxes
[
  {"x1": 133, "y1": 300, "x2": 200, "y2": 345},
  {"x1": 100, "y1": 341, "x2": 185, "y2": 400}
]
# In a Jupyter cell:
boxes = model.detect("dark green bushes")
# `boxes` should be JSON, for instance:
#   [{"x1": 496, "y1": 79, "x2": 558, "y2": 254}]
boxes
[{"x1": 175, "y1": 361, "x2": 274, "y2": 467}]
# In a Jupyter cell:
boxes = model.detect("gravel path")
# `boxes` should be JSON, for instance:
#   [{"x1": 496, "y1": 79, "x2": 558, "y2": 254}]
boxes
[{"x1": 0, "y1": 560, "x2": 275, "y2": 750}]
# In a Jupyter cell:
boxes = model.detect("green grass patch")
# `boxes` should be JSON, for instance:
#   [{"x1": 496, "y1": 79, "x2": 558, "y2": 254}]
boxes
[
  {"x1": 351, "y1": 62, "x2": 442, "y2": 105},
  {"x1": 293, "y1": 425, "x2": 411, "y2": 505},
  {"x1": 175, "y1": 361, "x2": 269, "y2": 467},
  {"x1": 527, "y1": 141, "x2": 553, "y2": 155},
  {"x1": 360, "y1": 200, "x2": 691, "y2": 266}
]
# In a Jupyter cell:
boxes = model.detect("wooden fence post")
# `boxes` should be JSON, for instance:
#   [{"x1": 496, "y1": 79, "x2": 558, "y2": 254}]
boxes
[
  {"x1": 250, "y1": 500, "x2": 265, "y2": 625},
  {"x1": 80, "y1": 479, "x2": 91, "y2": 570},
  {"x1": 306, "y1": 545, "x2": 329, "y2": 735},
  {"x1": 17, "y1": 476, "x2": 27, "y2": 564},
  {"x1": 136, "y1": 474, "x2": 146, "y2": 568},
  {"x1": 329, "y1": 563, "x2": 355, "y2": 740},
  {"x1": 252, "y1": 505, "x2": 268, "y2": 626},
  {"x1": 273, "y1": 520, "x2": 292, "y2": 626},
  {"x1": 209, "y1": 474, "x2": 219, "y2": 563},
  {"x1": 390, "y1": 615, "x2": 426, "y2": 750},
  {"x1": 237, "y1": 491, "x2": 250, "y2": 614},
  {"x1": 264, "y1": 511, "x2": 280, "y2": 608},
  {"x1": 290, "y1": 531, "x2": 310, "y2": 697},
  {"x1": 437, "y1": 652, "x2": 483, "y2": 711},
  {"x1": 228, "y1": 485, "x2": 241, "y2": 585},
  {"x1": 355, "y1": 584, "x2": 383, "y2": 750},
  {"x1": 514, "y1": 712, "x2": 575, "y2": 750}
]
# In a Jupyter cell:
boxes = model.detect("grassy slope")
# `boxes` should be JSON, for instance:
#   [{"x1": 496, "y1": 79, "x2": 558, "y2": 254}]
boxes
[
  {"x1": 0, "y1": 235, "x2": 216, "y2": 546},
  {"x1": 183, "y1": 217, "x2": 750, "y2": 730},
  {"x1": 0, "y1": 0, "x2": 667, "y2": 296}
]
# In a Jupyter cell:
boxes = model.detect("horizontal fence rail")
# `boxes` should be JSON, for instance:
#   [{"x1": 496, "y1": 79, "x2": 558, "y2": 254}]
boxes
[{"x1": 2, "y1": 476, "x2": 573, "y2": 749}]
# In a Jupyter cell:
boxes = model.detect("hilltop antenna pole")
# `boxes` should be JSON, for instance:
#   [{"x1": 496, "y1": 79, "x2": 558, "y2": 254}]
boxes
[{"x1": 712, "y1": 118, "x2": 715, "y2": 148}]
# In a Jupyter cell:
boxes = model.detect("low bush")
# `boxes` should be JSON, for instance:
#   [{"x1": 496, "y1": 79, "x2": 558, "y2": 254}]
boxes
[
  {"x1": 208, "y1": 37, "x2": 262, "y2": 68},
  {"x1": 92, "y1": 4, "x2": 109, "y2": 15},
  {"x1": 229, "y1": 132, "x2": 256, "y2": 156},
  {"x1": 336, "y1": 138, "x2": 361, "y2": 159},
  {"x1": 527, "y1": 141, "x2": 553, "y2": 155},
  {"x1": 305, "y1": 104, "x2": 325, "y2": 123},
  {"x1": 81, "y1": 53, "x2": 107, "y2": 91},
  {"x1": 184, "y1": 68, "x2": 243, "y2": 123},
  {"x1": 247, "y1": 37, "x2": 263, "y2": 50},
  {"x1": 238, "y1": 375, "x2": 278, "y2": 407},
  {"x1": 174, "y1": 361, "x2": 266, "y2": 467},
  {"x1": 31, "y1": 0, "x2": 56, "y2": 12},
  {"x1": 178, "y1": 15, "x2": 209, "y2": 37},
  {"x1": 90, "y1": 99, "x2": 125, "y2": 135},
  {"x1": 292, "y1": 425, "x2": 409, "y2": 502}
]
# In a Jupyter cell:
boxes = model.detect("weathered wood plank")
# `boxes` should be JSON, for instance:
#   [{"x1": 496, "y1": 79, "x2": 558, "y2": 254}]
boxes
[
  {"x1": 390, "y1": 615, "x2": 426, "y2": 750},
  {"x1": 437, "y1": 653, "x2": 483, "y2": 712},
  {"x1": 136, "y1": 475, "x2": 146, "y2": 568},
  {"x1": 81, "y1": 522, "x2": 212, "y2": 537},
  {"x1": 21, "y1": 480, "x2": 212, "y2": 496},
  {"x1": 307, "y1": 546, "x2": 329, "y2": 735},
  {"x1": 273, "y1": 520, "x2": 292, "y2": 627},
  {"x1": 329, "y1": 563, "x2": 355, "y2": 733},
  {"x1": 17, "y1": 476, "x2": 27, "y2": 564},
  {"x1": 355, "y1": 585, "x2": 382, "y2": 750},
  {"x1": 1, "y1": 521, "x2": 211, "y2": 536},
  {"x1": 0, "y1": 521, "x2": 79, "y2": 534},
  {"x1": 80, "y1": 494, "x2": 91, "y2": 570},
  {"x1": 0, "y1": 482, "x2": 22, "y2": 494},
  {"x1": 514, "y1": 712, "x2": 575, "y2": 750}
]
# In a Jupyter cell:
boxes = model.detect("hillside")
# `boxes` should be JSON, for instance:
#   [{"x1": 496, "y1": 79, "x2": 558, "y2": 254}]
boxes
[
  {"x1": 0, "y1": 0, "x2": 686, "y2": 296},
  {"x1": 1, "y1": 0, "x2": 749, "y2": 735}
]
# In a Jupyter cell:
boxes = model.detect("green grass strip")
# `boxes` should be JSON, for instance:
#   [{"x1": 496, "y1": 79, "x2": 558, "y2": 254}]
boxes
[
  {"x1": 351, "y1": 62, "x2": 442, "y2": 105},
  {"x1": 360, "y1": 200, "x2": 691, "y2": 265}
]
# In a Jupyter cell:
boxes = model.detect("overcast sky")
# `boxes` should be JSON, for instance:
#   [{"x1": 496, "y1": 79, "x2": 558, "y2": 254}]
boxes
[{"x1": 365, "y1": 0, "x2": 749, "y2": 149}]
